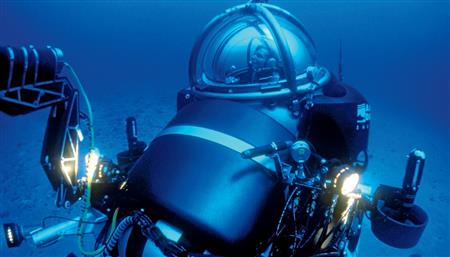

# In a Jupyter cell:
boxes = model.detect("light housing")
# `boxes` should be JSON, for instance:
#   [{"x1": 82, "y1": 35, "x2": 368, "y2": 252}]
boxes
[
  {"x1": 3, "y1": 223, "x2": 24, "y2": 248},
  {"x1": 332, "y1": 166, "x2": 360, "y2": 196},
  {"x1": 341, "y1": 173, "x2": 360, "y2": 195}
]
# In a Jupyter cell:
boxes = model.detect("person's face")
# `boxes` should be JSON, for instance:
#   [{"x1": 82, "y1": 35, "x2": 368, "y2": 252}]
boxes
[{"x1": 251, "y1": 46, "x2": 271, "y2": 69}]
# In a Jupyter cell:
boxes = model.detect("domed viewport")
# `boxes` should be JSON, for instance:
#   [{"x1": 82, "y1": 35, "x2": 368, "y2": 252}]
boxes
[{"x1": 189, "y1": 2, "x2": 330, "y2": 100}]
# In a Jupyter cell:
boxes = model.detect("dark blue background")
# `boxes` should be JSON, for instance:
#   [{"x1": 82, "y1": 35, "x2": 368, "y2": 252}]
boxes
[{"x1": 1, "y1": 0, "x2": 449, "y2": 256}]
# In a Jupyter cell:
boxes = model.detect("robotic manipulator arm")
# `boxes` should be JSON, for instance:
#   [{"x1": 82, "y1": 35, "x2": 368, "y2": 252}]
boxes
[
  {"x1": 0, "y1": 45, "x2": 83, "y2": 207},
  {"x1": 0, "y1": 45, "x2": 147, "y2": 203},
  {"x1": 0, "y1": 46, "x2": 145, "y2": 251}
]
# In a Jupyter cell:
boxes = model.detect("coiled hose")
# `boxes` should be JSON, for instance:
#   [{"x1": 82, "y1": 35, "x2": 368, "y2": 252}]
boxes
[
  {"x1": 100, "y1": 211, "x2": 187, "y2": 257},
  {"x1": 101, "y1": 215, "x2": 136, "y2": 256},
  {"x1": 101, "y1": 212, "x2": 156, "y2": 256}
]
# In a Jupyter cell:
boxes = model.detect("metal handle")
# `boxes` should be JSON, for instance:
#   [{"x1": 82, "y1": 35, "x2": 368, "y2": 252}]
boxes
[{"x1": 402, "y1": 149, "x2": 426, "y2": 201}]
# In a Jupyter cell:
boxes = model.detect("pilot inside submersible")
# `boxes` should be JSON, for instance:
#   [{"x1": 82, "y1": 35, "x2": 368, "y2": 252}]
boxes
[
  {"x1": 0, "y1": 1, "x2": 428, "y2": 257},
  {"x1": 177, "y1": 1, "x2": 365, "y2": 161}
]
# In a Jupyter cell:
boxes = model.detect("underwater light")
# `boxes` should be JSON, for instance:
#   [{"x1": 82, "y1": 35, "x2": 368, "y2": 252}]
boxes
[
  {"x1": 85, "y1": 148, "x2": 100, "y2": 182},
  {"x1": 3, "y1": 223, "x2": 24, "y2": 248},
  {"x1": 341, "y1": 173, "x2": 360, "y2": 196},
  {"x1": 61, "y1": 164, "x2": 73, "y2": 184},
  {"x1": 332, "y1": 166, "x2": 360, "y2": 196}
]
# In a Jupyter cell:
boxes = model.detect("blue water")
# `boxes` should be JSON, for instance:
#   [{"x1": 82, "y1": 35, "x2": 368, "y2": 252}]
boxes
[{"x1": 1, "y1": 0, "x2": 449, "y2": 256}]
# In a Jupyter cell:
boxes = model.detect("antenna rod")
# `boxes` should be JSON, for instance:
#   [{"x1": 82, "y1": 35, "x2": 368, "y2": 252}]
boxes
[{"x1": 338, "y1": 40, "x2": 344, "y2": 82}]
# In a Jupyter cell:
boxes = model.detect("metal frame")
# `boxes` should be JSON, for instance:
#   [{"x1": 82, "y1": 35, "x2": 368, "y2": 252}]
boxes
[
  {"x1": 188, "y1": 3, "x2": 327, "y2": 100},
  {"x1": 1, "y1": 77, "x2": 81, "y2": 207}
]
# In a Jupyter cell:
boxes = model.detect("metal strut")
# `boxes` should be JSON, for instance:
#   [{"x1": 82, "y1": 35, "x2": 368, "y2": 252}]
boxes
[{"x1": 0, "y1": 45, "x2": 82, "y2": 207}]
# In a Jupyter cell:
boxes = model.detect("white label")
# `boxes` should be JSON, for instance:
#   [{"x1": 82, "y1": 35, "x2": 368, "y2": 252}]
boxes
[{"x1": 356, "y1": 103, "x2": 371, "y2": 130}]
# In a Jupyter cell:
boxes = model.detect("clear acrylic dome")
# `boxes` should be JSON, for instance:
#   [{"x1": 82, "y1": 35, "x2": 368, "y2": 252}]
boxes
[{"x1": 189, "y1": 3, "x2": 329, "y2": 99}]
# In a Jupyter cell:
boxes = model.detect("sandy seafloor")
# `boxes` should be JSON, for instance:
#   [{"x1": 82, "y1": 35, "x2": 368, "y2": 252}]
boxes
[{"x1": 0, "y1": 0, "x2": 449, "y2": 256}]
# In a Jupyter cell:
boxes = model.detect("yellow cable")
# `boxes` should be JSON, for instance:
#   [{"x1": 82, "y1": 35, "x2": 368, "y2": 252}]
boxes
[
  {"x1": 77, "y1": 206, "x2": 119, "y2": 256},
  {"x1": 63, "y1": 63, "x2": 120, "y2": 256}
]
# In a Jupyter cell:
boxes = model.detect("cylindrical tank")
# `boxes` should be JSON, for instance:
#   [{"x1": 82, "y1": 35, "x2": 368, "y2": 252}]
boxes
[{"x1": 127, "y1": 99, "x2": 294, "y2": 255}]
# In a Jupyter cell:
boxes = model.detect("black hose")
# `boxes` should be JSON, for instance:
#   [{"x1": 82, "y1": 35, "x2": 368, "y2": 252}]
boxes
[{"x1": 102, "y1": 216, "x2": 136, "y2": 256}]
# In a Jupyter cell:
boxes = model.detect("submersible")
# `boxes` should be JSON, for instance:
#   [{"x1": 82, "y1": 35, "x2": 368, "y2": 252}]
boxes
[
  {"x1": 0, "y1": 1, "x2": 429, "y2": 257},
  {"x1": 125, "y1": 2, "x2": 370, "y2": 256}
]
